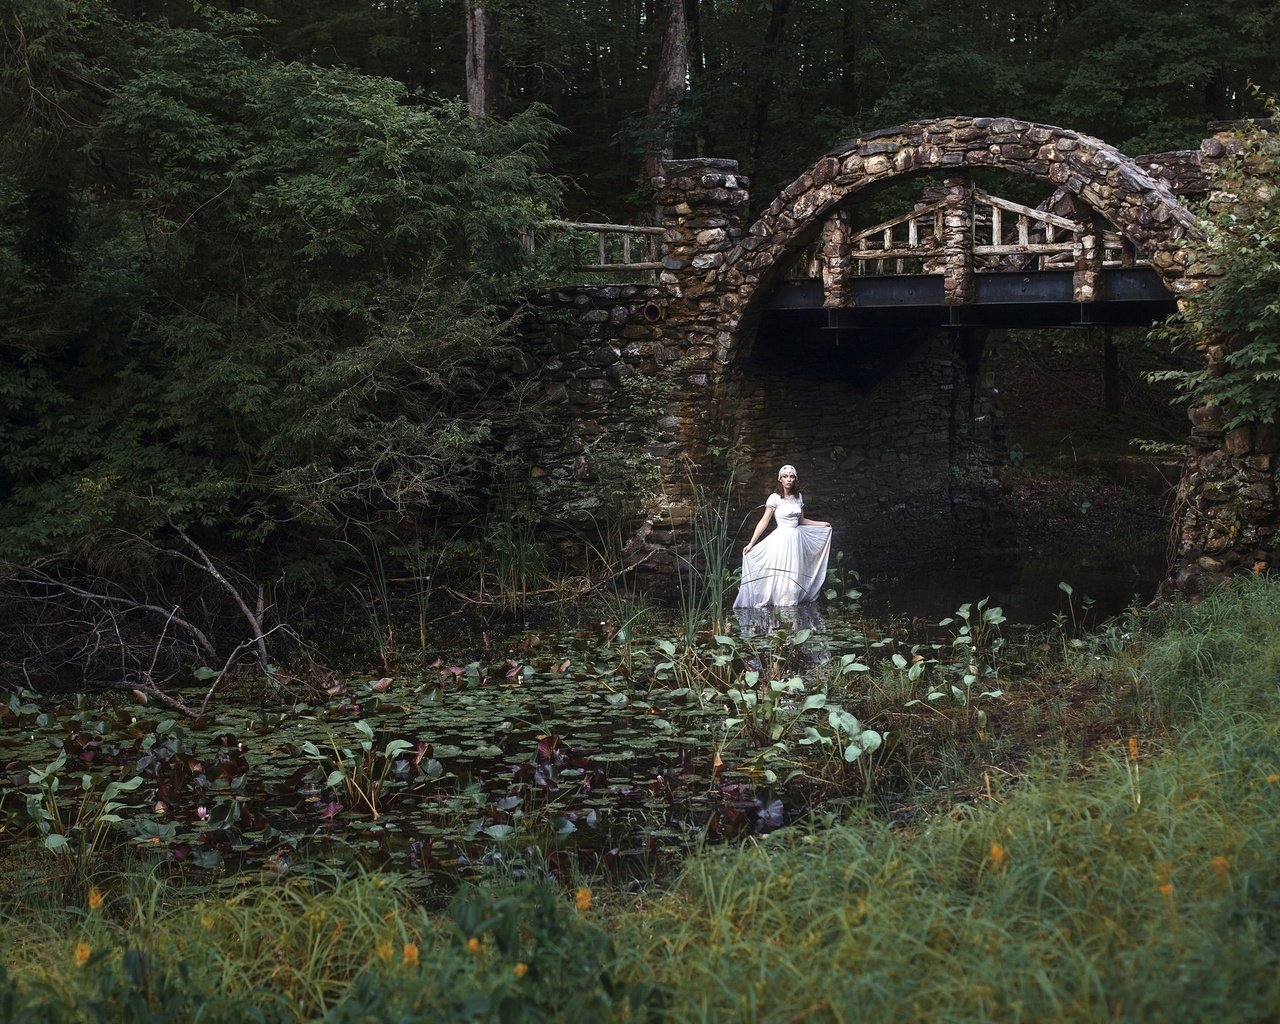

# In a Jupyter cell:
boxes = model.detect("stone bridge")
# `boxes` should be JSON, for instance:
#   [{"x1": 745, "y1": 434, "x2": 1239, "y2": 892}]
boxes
[{"x1": 517, "y1": 116, "x2": 1272, "y2": 595}]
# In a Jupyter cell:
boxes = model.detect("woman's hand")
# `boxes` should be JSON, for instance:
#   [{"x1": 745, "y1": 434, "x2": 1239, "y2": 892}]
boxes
[{"x1": 742, "y1": 542, "x2": 753, "y2": 555}]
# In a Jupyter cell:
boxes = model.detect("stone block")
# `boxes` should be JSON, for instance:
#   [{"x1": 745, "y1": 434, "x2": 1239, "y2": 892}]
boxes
[{"x1": 1225, "y1": 426, "x2": 1253, "y2": 455}]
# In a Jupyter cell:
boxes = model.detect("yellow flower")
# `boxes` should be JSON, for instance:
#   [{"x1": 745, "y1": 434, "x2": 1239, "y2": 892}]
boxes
[
  {"x1": 988, "y1": 843, "x2": 1006, "y2": 868},
  {"x1": 87, "y1": 886, "x2": 103, "y2": 911},
  {"x1": 467, "y1": 937, "x2": 481, "y2": 954},
  {"x1": 403, "y1": 943, "x2": 419, "y2": 966},
  {"x1": 74, "y1": 941, "x2": 91, "y2": 967},
  {"x1": 1159, "y1": 882, "x2": 1174, "y2": 897},
  {"x1": 375, "y1": 939, "x2": 394, "y2": 962},
  {"x1": 1209, "y1": 855, "x2": 1230, "y2": 877},
  {"x1": 202, "y1": 916, "x2": 215, "y2": 930},
  {"x1": 575, "y1": 887, "x2": 592, "y2": 911},
  {"x1": 1267, "y1": 773, "x2": 1279, "y2": 785},
  {"x1": 1127, "y1": 736, "x2": 1140, "y2": 761},
  {"x1": 514, "y1": 962, "x2": 528, "y2": 977}
]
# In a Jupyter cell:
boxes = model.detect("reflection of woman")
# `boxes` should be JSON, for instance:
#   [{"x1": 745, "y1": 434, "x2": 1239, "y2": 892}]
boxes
[{"x1": 733, "y1": 465, "x2": 833, "y2": 608}]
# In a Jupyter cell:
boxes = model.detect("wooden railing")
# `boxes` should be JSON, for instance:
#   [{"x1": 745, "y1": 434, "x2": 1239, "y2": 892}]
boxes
[
  {"x1": 525, "y1": 220, "x2": 665, "y2": 282},
  {"x1": 798, "y1": 189, "x2": 1148, "y2": 278}
]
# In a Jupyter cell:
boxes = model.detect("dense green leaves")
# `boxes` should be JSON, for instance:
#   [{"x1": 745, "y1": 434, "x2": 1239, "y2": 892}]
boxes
[
  {"x1": 1153, "y1": 102, "x2": 1280, "y2": 428},
  {"x1": 0, "y1": 2, "x2": 562, "y2": 571}
]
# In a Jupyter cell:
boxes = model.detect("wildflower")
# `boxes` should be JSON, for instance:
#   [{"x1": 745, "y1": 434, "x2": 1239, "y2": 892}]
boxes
[
  {"x1": 575, "y1": 887, "x2": 592, "y2": 911},
  {"x1": 403, "y1": 943, "x2": 419, "y2": 966},
  {"x1": 467, "y1": 937, "x2": 481, "y2": 954},
  {"x1": 74, "y1": 941, "x2": 91, "y2": 967},
  {"x1": 202, "y1": 916, "x2": 215, "y2": 930},
  {"x1": 1127, "y1": 736, "x2": 1140, "y2": 761},
  {"x1": 375, "y1": 939, "x2": 394, "y2": 962},
  {"x1": 1159, "y1": 882, "x2": 1174, "y2": 897},
  {"x1": 1267, "y1": 773, "x2": 1279, "y2": 785},
  {"x1": 514, "y1": 962, "x2": 529, "y2": 977},
  {"x1": 1210, "y1": 855, "x2": 1230, "y2": 877},
  {"x1": 196, "y1": 805, "x2": 209, "y2": 820},
  {"x1": 87, "y1": 886, "x2": 103, "y2": 911},
  {"x1": 988, "y1": 843, "x2": 1006, "y2": 868}
]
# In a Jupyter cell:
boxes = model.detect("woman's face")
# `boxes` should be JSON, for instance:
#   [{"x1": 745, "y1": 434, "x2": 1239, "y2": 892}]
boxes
[{"x1": 779, "y1": 470, "x2": 797, "y2": 492}]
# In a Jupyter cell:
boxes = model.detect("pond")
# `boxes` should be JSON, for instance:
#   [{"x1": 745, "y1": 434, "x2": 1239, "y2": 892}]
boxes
[{"x1": 2, "y1": 592, "x2": 1024, "y2": 895}]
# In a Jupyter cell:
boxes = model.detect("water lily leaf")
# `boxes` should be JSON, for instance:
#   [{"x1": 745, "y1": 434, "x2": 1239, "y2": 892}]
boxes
[
  {"x1": 326, "y1": 770, "x2": 346, "y2": 789},
  {"x1": 798, "y1": 726, "x2": 829, "y2": 746},
  {"x1": 483, "y1": 824, "x2": 515, "y2": 841},
  {"x1": 554, "y1": 817, "x2": 577, "y2": 837},
  {"x1": 43, "y1": 833, "x2": 69, "y2": 851},
  {"x1": 713, "y1": 635, "x2": 735, "y2": 648},
  {"x1": 892, "y1": 653, "x2": 908, "y2": 670},
  {"x1": 354, "y1": 720, "x2": 375, "y2": 741},
  {"x1": 800, "y1": 693, "x2": 826, "y2": 712},
  {"x1": 656, "y1": 639, "x2": 677, "y2": 657}
]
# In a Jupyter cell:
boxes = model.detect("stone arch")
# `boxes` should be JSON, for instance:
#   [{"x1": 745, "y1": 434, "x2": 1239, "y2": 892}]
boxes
[{"x1": 713, "y1": 116, "x2": 1205, "y2": 349}]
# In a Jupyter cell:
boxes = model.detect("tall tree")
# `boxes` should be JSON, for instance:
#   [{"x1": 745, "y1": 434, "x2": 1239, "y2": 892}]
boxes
[
  {"x1": 645, "y1": 0, "x2": 690, "y2": 177},
  {"x1": 745, "y1": 0, "x2": 793, "y2": 172},
  {"x1": 465, "y1": 0, "x2": 500, "y2": 119}
]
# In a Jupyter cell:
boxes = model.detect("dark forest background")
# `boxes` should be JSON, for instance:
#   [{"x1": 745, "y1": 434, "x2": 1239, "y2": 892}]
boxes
[{"x1": 1, "y1": 0, "x2": 1277, "y2": 698}]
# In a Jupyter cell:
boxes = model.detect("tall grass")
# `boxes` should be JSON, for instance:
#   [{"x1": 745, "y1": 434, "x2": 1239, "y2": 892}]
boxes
[
  {"x1": 614, "y1": 576, "x2": 1280, "y2": 1021},
  {"x1": 673, "y1": 473, "x2": 737, "y2": 645}
]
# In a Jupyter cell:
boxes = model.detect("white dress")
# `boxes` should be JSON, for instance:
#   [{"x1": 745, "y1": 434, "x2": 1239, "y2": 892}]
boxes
[{"x1": 733, "y1": 493, "x2": 832, "y2": 608}]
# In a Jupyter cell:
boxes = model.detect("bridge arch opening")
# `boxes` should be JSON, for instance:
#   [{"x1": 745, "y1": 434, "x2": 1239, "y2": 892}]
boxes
[{"x1": 706, "y1": 120, "x2": 1200, "y2": 608}]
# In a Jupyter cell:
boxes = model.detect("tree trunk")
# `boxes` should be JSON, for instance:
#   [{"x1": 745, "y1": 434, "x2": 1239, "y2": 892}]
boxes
[
  {"x1": 645, "y1": 0, "x2": 689, "y2": 179},
  {"x1": 839, "y1": 2, "x2": 860, "y2": 113},
  {"x1": 465, "y1": 1, "x2": 500, "y2": 120},
  {"x1": 684, "y1": 0, "x2": 705, "y2": 154},
  {"x1": 746, "y1": 0, "x2": 793, "y2": 171}
]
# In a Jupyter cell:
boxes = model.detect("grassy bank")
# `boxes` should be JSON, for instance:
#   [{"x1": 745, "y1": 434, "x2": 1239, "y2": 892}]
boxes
[{"x1": 3, "y1": 578, "x2": 1279, "y2": 1021}]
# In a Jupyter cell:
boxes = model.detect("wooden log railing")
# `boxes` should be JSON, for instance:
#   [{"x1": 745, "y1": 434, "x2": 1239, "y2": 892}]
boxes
[
  {"x1": 524, "y1": 220, "x2": 665, "y2": 282},
  {"x1": 797, "y1": 188, "x2": 1154, "y2": 280}
]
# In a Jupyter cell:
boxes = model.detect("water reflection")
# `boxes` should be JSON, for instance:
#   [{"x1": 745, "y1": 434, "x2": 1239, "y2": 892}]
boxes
[{"x1": 733, "y1": 602, "x2": 826, "y2": 638}]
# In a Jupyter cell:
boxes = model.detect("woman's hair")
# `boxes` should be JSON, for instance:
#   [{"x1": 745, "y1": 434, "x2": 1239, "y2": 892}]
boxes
[{"x1": 775, "y1": 471, "x2": 801, "y2": 497}]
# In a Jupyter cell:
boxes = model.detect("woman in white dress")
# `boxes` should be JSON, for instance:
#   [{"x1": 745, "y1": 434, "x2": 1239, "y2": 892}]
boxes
[{"x1": 733, "y1": 465, "x2": 833, "y2": 608}]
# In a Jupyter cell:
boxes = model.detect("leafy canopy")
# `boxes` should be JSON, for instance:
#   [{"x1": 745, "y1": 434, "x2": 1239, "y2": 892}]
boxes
[
  {"x1": 0, "y1": 1, "x2": 562, "y2": 572},
  {"x1": 1152, "y1": 97, "x2": 1280, "y2": 430}
]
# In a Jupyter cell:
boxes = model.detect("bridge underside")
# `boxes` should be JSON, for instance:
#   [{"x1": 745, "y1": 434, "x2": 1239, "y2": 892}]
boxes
[{"x1": 761, "y1": 268, "x2": 1177, "y2": 329}]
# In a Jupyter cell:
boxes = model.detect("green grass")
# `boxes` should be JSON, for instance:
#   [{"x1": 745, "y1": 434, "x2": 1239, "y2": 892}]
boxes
[{"x1": 3, "y1": 578, "x2": 1279, "y2": 1022}]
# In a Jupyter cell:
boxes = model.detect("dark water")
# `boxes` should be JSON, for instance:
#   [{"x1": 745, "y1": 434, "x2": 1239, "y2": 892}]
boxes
[{"x1": 857, "y1": 538, "x2": 1168, "y2": 626}]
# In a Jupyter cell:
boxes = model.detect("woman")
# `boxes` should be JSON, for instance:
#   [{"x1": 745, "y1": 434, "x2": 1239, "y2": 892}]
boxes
[{"x1": 733, "y1": 465, "x2": 833, "y2": 608}]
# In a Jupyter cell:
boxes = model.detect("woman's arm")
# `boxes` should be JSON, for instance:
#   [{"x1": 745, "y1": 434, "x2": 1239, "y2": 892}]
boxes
[
  {"x1": 742, "y1": 506, "x2": 775, "y2": 554},
  {"x1": 800, "y1": 515, "x2": 831, "y2": 528}
]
